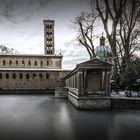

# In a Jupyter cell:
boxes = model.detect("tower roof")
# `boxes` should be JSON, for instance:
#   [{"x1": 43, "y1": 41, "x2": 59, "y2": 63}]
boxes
[{"x1": 43, "y1": 20, "x2": 55, "y2": 25}]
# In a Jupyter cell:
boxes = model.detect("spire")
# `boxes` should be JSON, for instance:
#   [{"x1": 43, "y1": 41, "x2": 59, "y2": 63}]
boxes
[{"x1": 100, "y1": 33, "x2": 105, "y2": 46}]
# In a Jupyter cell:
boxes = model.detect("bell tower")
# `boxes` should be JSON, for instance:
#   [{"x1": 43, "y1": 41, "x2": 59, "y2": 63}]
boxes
[{"x1": 44, "y1": 20, "x2": 55, "y2": 55}]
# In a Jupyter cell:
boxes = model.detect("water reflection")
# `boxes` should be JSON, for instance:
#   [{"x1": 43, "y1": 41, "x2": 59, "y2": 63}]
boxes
[
  {"x1": 0, "y1": 95, "x2": 140, "y2": 140},
  {"x1": 53, "y1": 102, "x2": 75, "y2": 140},
  {"x1": 108, "y1": 112, "x2": 140, "y2": 140}
]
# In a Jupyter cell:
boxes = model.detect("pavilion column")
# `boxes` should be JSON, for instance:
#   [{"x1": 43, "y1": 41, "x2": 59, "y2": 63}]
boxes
[
  {"x1": 73, "y1": 75, "x2": 75, "y2": 88},
  {"x1": 101, "y1": 71, "x2": 105, "y2": 90},
  {"x1": 78, "y1": 71, "x2": 83, "y2": 96},
  {"x1": 83, "y1": 70, "x2": 87, "y2": 94},
  {"x1": 106, "y1": 72, "x2": 111, "y2": 96},
  {"x1": 102, "y1": 71, "x2": 105, "y2": 91}
]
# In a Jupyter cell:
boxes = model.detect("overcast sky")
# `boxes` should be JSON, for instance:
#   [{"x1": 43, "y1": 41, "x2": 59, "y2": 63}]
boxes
[{"x1": 0, "y1": 0, "x2": 101, "y2": 69}]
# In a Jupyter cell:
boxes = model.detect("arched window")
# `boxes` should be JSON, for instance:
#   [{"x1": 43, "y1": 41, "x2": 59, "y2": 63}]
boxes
[
  {"x1": 33, "y1": 73, "x2": 36, "y2": 79},
  {"x1": 28, "y1": 61, "x2": 31, "y2": 65},
  {"x1": 39, "y1": 73, "x2": 43, "y2": 79},
  {"x1": 9, "y1": 60, "x2": 12, "y2": 65},
  {"x1": 22, "y1": 60, "x2": 25, "y2": 65},
  {"x1": 19, "y1": 73, "x2": 23, "y2": 79},
  {"x1": 16, "y1": 60, "x2": 18, "y2": 65},
  {"x1": 6, "y1": 73, "x2": 9, "y2": 79},
  {"x1": 46, "y1": 61, "x2": 49, "y2": 66},
  {"x1": 3, "y1": 60, "x2": 6, "y2": 65},
  {"x1": 26, "y1": 73, "x2": 29, "y2": 79},
  {"x1": 0, "y1": 73, "x2": 2, "y2": 79},
  {"x1": 40, "y1": 61, "x2": 43, "y2": 66},
  {"x1": 46, "y1": 73, "x2": 49, "y2": 79},
  {"x1": 13, "y1": 73, "x2": 16, "y2": 79},
  {"x1": 34, "y1": 61, "x2": 37, "y2": 66}
]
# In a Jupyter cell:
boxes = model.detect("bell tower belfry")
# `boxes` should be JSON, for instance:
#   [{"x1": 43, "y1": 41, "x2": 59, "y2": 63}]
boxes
[{"x1": 44, "y1": 20, "x2": 55, "y2": 55}]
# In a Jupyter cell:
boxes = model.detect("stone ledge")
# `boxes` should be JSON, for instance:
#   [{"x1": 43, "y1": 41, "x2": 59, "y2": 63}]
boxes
[
  {"x1": 0, "y1": 89, "x2": 54, "y2": 94},
  {"x1": 55, "y1": 87, "x2": 68, "y2": 99},
  {"x1": 68, "y1": 92, "x2": 111, "y2": 110}
]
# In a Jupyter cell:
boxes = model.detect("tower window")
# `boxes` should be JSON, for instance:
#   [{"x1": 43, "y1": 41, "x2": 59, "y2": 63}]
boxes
[
  {"x1": 47, "y1": 45, "x2": 52, "y2": 47},
  {"x1": 46, "y1": 25, "x2": 52, "y2": 29},
  {"x1": 13, "y1": 73, "x2": 16, "y2": 79},
  {"x1": 19, "y1": 73, "x2": 23, "y2": 79},
  {"x1": 46, "y1": 32, "x2": 52, "y2": 35},
  {"x1": 6, "y1": 73, "x2": 9, "y2": 79},
  {"x1": 47, "y1": 38, "x2": 52, "y2": 41},
  {"x1": 47, "y1": 51, "x2": 52, "y2": 54},
  {"x1": 3, "y1": 60, "x2": 6, "y2": 65}
]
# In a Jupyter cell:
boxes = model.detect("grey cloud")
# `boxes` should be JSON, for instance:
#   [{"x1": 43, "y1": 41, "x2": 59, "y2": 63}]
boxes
[
  {"x1": 62, "y1": 56, "x2": 88, "y2": 69},
  {"x1": 37, "y1": 0, "x2": 50, "y2": 6},
  {"x1": 0, "y1": 0, "x2": 50, "y2": 23},
  {"x1": 28, "y1": 0, "x2": 50, "y2": 6},
  {"x1": 0, "y1": 0, "x2": 15, "y2": 21}
]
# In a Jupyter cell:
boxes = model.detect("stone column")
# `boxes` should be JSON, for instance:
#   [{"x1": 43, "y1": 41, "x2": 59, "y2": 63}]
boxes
[
  {"x1": 77, "y1": 71, "x2": 83, "y2": 96},
  {"x1": 73, "y1": 75, "x2": 75, "y2": 88},
  {"x1": 106, "y1": 72, "x2": 111, "y2": 96},
  {"x1": 102, "y1": 71, "x2": 105, "y2": 91},
  {"x1": 83, "y1": 70, "x2": 87, "y2": 94}
]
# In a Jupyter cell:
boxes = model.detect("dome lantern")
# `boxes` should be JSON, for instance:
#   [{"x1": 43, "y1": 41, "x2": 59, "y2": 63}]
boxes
[{"x1": 100, "y1": 35, "x2": 105, "y2": 46}]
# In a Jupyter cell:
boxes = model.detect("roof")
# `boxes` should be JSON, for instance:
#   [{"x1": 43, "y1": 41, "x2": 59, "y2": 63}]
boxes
[
  {"x1": 78, "y1": 58, "x2": 112, "y2": 66},
  {"x1": 0, "y1": 68, "x2": 71, "y2": 72},
  {"x1": 43, "y1": 20, "x2": 54, "y2": 23},
  {"x1": 0, "y1": 54, "x2": 63, "y2": 58},
  {"x1": 95, "y1": 45, "x2": 112, "y2": 57},
  {"x1": 64, "y1": 58, "x2": 112, "y2": 79}
]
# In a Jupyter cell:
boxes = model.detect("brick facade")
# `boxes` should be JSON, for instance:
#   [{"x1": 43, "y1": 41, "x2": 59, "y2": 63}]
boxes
[
  {"x1": 0, "y1": 70, "x2": 69, "y2": 90},
  {"x1": 0, "y1": 54, "x2": 62, "y2": 69}
]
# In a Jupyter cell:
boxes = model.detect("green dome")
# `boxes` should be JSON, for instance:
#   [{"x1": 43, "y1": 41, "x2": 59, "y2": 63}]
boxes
[{"x1": 95, "y1": 35, "x2": 112, "y2": 58}]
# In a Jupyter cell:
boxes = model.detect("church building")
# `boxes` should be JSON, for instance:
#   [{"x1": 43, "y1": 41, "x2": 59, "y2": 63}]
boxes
[{"x1": 0, "y1": 20, "x2": 70, "y2": 93}]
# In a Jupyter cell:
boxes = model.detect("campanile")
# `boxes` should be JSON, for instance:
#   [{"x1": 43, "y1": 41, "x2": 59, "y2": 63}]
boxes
[{"x1": 44, "y1": 20, "x2": 55, "y2": 55}]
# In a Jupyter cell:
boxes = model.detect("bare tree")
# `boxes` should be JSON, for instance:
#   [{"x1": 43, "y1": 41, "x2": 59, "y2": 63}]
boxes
[
  {"x1": 95, "y1": 0, "x2": 128, "y2": 81},
  {"x1": 72, "y1": 0, "x2": 140, "y2": 84},
  {"x1": 117, "y1": 0, "x2": 140, "y2": 72},
  {"x1": 72, "y1": 12, "x2": 98, "y2": 59}
]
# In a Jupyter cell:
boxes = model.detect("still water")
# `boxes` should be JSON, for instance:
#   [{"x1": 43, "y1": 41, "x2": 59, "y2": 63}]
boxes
[{"x1": 0, "y1": 94, "x2": 140, "y2": 140}]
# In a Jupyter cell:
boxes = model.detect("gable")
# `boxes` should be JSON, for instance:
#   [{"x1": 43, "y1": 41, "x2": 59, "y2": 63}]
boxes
[{"x1": 78, "y1": 58, "x2": 112, "y2": 68}]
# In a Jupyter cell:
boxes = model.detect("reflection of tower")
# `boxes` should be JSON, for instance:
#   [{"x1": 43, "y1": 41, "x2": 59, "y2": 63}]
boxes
[{"x1": 44, "y1": 20, "x2": 55, "y2": 55}]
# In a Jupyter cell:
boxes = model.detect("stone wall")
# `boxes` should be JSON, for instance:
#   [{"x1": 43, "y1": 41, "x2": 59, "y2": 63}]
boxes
[
  {"x1": 111, "y1": 97, "x2": 140, "y2": 110},
  {"x1": 0, "y1": 70, "x2": 70, "y2": 91},
  {"x1": 68, "y1": 93, "x2": 111, "y2": 110},
  {"x1": 55, "y1": 87, "x2": 68, "y2": 98}
]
